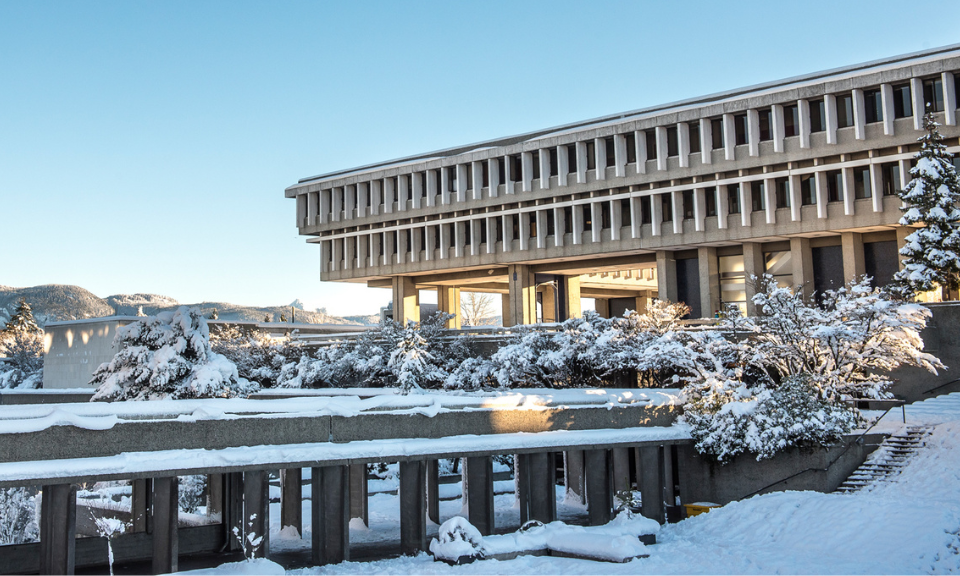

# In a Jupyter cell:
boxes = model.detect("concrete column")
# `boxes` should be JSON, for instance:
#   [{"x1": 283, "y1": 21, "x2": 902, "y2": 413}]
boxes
[
  {"x1": 466, "y1": 456, "x2": 495, "y2": 536},
  {"x1": 344, "y1": 234, "x2": 356, "y2": 270},
  {"x1": 655, "y1": 127, "x2": 668, "y2": 171},
  {"x1": 764, "y1": 177, "x2": 776, "y2": 224},
  {"x1": 382, "y1": 232, "x2": 394, "y2": 266},
  {"x1": 392, "y1": 276, "x2": 420, "y2": 325},
  {"x1": 501, "y1": 293, "x2": 512, "y2": 328},
  {"x1": 426, "y1": 459, "x2": 440, "y2": 525},
  {"x1": 842, "y1": 232, "x2": 866, "y2": 285},
  {"x1": 945, "y1": 72, "x2": 957, "y2": 126},
  {"x1": 717, "y1": 184, "x2": 730, "y2": 230},
  {"x1": 699, "y1": 118, "x2": 712, "y2": 164},
  {"x1": 411, "y1": 174, "x2": 422, "y2": 210},
  {"x1": 502, "y1": 214, "x2": 514, "y2": 252},
  {"x1": 815, "y1": 171, "x2": 828, "y2": 219},
  {"x1": 614, "y1": 134, "x2": 627, "y2": 177},
  {"x1": 399, "y1": 460, "x2": 427, "y2": 556},
  {"x1": 575, "y1": 141, "x2": 588, "y2": 184},
  {"x1": 437, "y1": 286, "x2": 461, "y2": 329},
  {"x1": 610, "y1": 199, "x2": 622, "y2": 241},
  {"x1": 743, "y1": 242, "x2": 766, "y2": 316},
  {"x1": 911, "y1": 77, "x2": 925, "y2": 130},
  {"x1": 789, "y1": 174, "x2": 802, "y2": 222},
  {"x1": 722, "y1": 113, "x2": 736, "y2": 160},
  {"x1": 152, "y1": 476, "x2": 179, "y2": 574},
  {"x1": 591, "y1": 202, "x2": 602, "y2": 243},
  {"x1": 612, "y1": 447, "x2": 631, "y2": 496},
  {"x1": 131, "y1": 478, "x2": 151, "y2": 533},
  {"x1": 243, "y1": 470, "x2": 269, "y2": 558},
  {"x1": 521, "y1": 152, "x2": 533, "y2": 192},
  {"x1": 564, "y1": 450, "x2": 586, "y2": 505},
  {"x1": 486, "y1": 217, "x2": 498, "y2": 254},
  {"x1": 871, "y1": 163, "x2": 884, "y2": 213},
  {"x1": 540, "y1": 284, "x2": 557, "y2": 323},
  {"x1": 489, "y1": 158, "x2": 500, "y2": 196},
  {"x1": 699, "y1": 246, "x2": 720, "y2": 319},
  {"x1": 561, "y1": 275, "x2": 581, "y2": 320},
  {"x1": 439, "y1": 224, "x2": 450, "y2": 259},
  {"x1": 332, "y1": 238, "x2": 343, "y2": 272},
  {"x1": 584, "y1": 449, "x2": 612, "y2": 526},
  {"x1": 573, "y1": 204, "x2": 585, "y2": 244},
  {"x1": 671, "y1": 191, "x2": 683, "y2": 234},
  {"x1": 471, "y1": 219, "x2": 482, "y2": 256},
  {"x1": 536, "y1": 210, "x2": 547, "y2": 249},
  {"x1": 594, "y1": 298, "x2": 610, "y2": 318},
  {"x1": 747, "y1": 109, "x2": 760, "y2": 157},
  {"x1": 538, "y1": 150, "x2": 551, "y2": 189},
  {"x1": 411, "y1": 227, "x2": 422, "y2": 263},
  {"x1": 693, "y1": 187, "x2": 706, "y2": 232},
  {"x1": 507, "y1": 264, "x2": 537, "y2": 326},
  {"x1": 384, "y1": 179, "x2": 395, "y2": 213},
  {"x1": 663, "y1": 446, "x2": 676, "y2": 512},
  {"x1": 456, "y1": 164, "x2": 468, "y2": 202},
  {"x1": 881, "y1": 83, "x2": 895, "y2": 136},
  {"x1": 440, "y1": 167, "x2": 452, "y2": 205},
  {"x1": 630, "y1": 197, "x2": 642, "y2": 239},
  {"x1": 853, "y1": 88, "x2": 866, "y2": 140},
  {"x1": 349, "y1": 463, "x2": 368, "y2": 527},
  {"x1": 332, "y1": 187, "x2": 343, "y2": 222},
  {"x1": 473, "y1": 161, "x2": 484, "y2": 198},
  {"x1": 518, "y1": 212, "x2": 530, "y2": 251},
  {"x1": 557, "y1": 145, "x2": 569, "y2": 186},
  {"x1": 517, "y1": 452, "x2": 557, "y2": 524},
  {"x1": 595, "y1": 137, "x2": 607, "y2": 180},
  {"x1": 345, "y1": 184, "x2": 357, "y2": 218},
  {"x1": 825, "y1": 94, "x2": 838, "y2": 145},
  {"x1": 677, "y1": 122, "x2": 690, "y2": 168},
  {"x1": 839, "y1": 167, "x2": 855, "y2": 216},
  {"x1": 426, "y1": 169, "x2": 437, "y2": 207},
  {"x1": 739, "y1": 183, "x2": 752, "y2": 227},
  {"x1": 312, "y1": 465, "x2": 350, "y2": 565},
  {"x1": 40, "y1": 484, "x2": 76, "y2": 576},
  {"x1": 222, "y1": 473, "x2": 244, "y2": 552},
  {"x1": 280, "y1": 468, "x2": 302, "y2": 535},
  {"x1": 651, "y1": 194, "x2": 663, "y2": 236},
  {"x1": 773, "y1": 104, "x2": 785, "y2": 153},
  {"x1": 790, "y1": 237, "x2": 814, "y2": 300},
  {"x1": 799, "y1": 99, "x2": 812, "y2": 149},
  {"x1": 454, "y1": 220, "x2": 466, "y2": 258},
  {"x1": 656, "y1": 250, "x2": 678, "y2": 302},
  {"x1": 553, "y1": 206, "x2": 565, "y2": 247},
  {"x1": 636, "y1": 130, "x2": 648, "y2": 174},
  {"x1": 635, "y1": 290, "x2": 650, "y2": 315},
  {"x1": 637, "y1": 446, "x2": 664, "y2": 524},
  {"x1": 357, "y1": 235, "x2": 368, "y2": 268}
]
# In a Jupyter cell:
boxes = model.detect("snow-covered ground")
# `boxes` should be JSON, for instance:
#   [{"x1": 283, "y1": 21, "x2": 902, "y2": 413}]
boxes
[{"x1": 181, "y1": 394, "x2": 960, "y2": 575}]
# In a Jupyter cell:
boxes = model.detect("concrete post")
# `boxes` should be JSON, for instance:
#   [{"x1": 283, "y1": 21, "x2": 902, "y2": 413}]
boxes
[
  {"x1": 612, "y1": 447, "x2": 631, "y2": 496},
  {"x1": 743, "y1": 243, "x2": 766, "y2": 316},
  {"x1": 40, "y1": 484, "x2": 76, "y2": 576},
  {"x1": 507, "y1": 264, "x2": 537, "y2": 326},
  {"x1": 501, "y1": 293, "x2": 512, "y2": 328},
  {"x1": 799, "y1": 99, "x2": 812, "y2": 149},
  {"x1": 243, "y1": 470, "x2": 269, "y2": 558},
  {"x1": 563, "y1": 450, "x2": 586, "y2": 505},
  {"x1": 399, "y1": 460, "x2": 427, "y2": 555},
  {"x1": 348, "y1": 463, "x2": 368, "y2": 527},
  {"x1": 584, "y1": 449, "x2": 613, "y2": 526},
  {"x1": 518, "y1": 452, "x2": 557, "y2": 524},
  {"x1": 594, "y1": 298, "x2": 610, "y2": 319},
  {"x1": 881, "y1": 83, "x2": 895, "y2": 136},
  {"x1": 656, "y1": 251, "x2": 678, "y2": 302},
  {"x1": 131, "y1": 478, "x2": 151, "y2": 533},
  {"x1": 663, "y1": 446, "x2": 676, "y2": 512},
  {"x1": 699, "y1": 118, "x2": 712, "y2": 165},
  {"x1": 392, "y1": 276, "x2": 420, "y2": 325},
  {"x1": 312, "y1": 465, "x2": 350, "y2": 565},
  {"x1": 466, "y1": 456, "x2": 495, "y2": 536},
  {"x1": 637, "y1": 446, "x2": 665, "y2": 524},
  {"x1": 698, "y1": 246, "x2": 720, "y2": 318},
  {"x1": 560, "y1": 275, "x2": 581, "y2": 320},
  {"x1": 825, "y1": 94, "x2": 838, "y2": 145},
  {"x1": 437, "y1": 286, "x2": 461, "y2": 329},
  {"x1": 677, "y1": 122, "x2": 690, "y2": 168},
  {"x1": 790, "y1": 237, "x2": 814, "y2": 300},
  {"x1": 426, "y1": 459, "x2": 440, "y2": 525},
  {"x1": 911, "y1": 78, "x2": 925, "y2": 130},
  {"x1": 152, "y1": 476, "x2": 179, "y2": 574},
  {"x1": 853, "y1": 88, "x2": 866, "y2": 140},
  {"x1": 280, "y1": 468, "x2": 302, "y2": 535},
  {"x1": 842, "y1": 232, "x2": 866, "y2": 285},
  {"x1": 540, "y1": 284, "x2": 557, "y2": 323}
]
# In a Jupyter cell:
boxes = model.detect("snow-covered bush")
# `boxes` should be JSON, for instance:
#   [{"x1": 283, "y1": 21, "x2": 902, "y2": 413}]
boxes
[
  {"x1": 0, "y1": 298, "x2": 44, "y2": 389},
  {"x1": 91, "y1": 307, "x2": 252, "y2": 401},
  {"x1": 178, "y1": 475, "x2": 207, "y2": 514},
  {"x1": 210, "y1": 325, "x2": 300, "y2": 388},
  {"x1": 429, "y1": 516, "x2": 484, "y2": 564},
  {"x1": 0, "y1": 487, "x2": 39, "y2": 545}
]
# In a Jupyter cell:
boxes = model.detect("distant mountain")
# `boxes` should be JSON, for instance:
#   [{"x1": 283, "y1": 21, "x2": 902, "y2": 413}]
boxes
[
  {"x1": 0, "y1": 285, "x2": 379, "y2": 327},
  {"x1": 290, "y1": 299, "x2": 306, "y2": 310}
]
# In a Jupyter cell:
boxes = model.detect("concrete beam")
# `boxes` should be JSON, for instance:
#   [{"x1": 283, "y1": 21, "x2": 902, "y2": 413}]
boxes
[{"x1": 530, "y1": 254, "x2": 656, "y2": 275}]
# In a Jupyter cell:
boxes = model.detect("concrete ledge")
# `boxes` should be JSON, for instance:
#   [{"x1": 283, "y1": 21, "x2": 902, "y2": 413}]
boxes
[{"x1": 0, "y1": 391, "x2": 94, "y2": 405}]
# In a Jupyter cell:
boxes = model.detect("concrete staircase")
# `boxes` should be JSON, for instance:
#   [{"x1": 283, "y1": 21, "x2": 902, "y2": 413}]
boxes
[{"x1": 835, "y1": 426, "x2": 932, "y2": 493}]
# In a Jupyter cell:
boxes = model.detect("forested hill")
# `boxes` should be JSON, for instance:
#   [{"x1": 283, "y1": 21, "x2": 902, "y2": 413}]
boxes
[{"x1": 0, "y1": 285, "x2": 378, "y2": 326}]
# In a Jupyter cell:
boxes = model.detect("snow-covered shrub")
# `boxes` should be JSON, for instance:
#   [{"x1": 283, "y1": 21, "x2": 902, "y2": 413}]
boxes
[
  {"x1": 682, "y1": 374, "x2": 862, "y2": 462},
  {"x1": 90, "y1": 307, "x2": 251, "y2": 401},
  {"x1": 429, "y1": 516, "x2": 484, "y2": 564},
  {"x1": 210, "y1": 325, "x2": 300, "y2": 388},
  {"x1": 0, "y1": 487, "x2": 39, "y2": 545},
  {"x1": 0, "y1": 298, "x2": 44, "y2": 390},
  {"x1": 178, "y1": 475, "x2": 207, "y2": 514}
]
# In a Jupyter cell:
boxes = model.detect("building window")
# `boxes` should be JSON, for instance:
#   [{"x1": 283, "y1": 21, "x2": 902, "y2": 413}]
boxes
[
  {"x1": 531, "y1": 151, "x2": 540, "y2": 180},
  {"x1": 621, "y1": 198, "x2": 632, "y2": 228},
  {"x1": 625, "y1": 133, "x2": 637, "y2": 164},
  {"x1": 549, "y1": 148, "x2": 558, "y2": 178},
  {"x1": 586, "y1": 141, "x2": 597, "y2": 170},
  {"x1": 433, "y1": 226, "x2": 441, "y2": 250},
  {"x1": 641, "y1": 196, "x2": 652, "y2": 224},
  {"x1": 601, "y1": 202, "x2": 611, "y2": 230},
  {"x1": 510, "y1": 216, "x2": 518, "y2": 243},
  {"x1": 481, "y1": 162, "x2": 489, "y2": 188},
  {"x1": 881, "y1": 162, "x2": 902, "y2": 196},
  {"x1": 751, "y1": 181, "x2": 765, "y2": 212},
  {"x1": 728, "y1": 185, "x2": 741, "y2": 214},
  {"x1": 759, "y1": 108, "x2": 773, "y2": 141},
  {"x1": 810, "y1": 99, "x2": 826, "y2": 133},
  {"x1": 567, "y1": 146, "x2": 577, "y2": 174},
  {"x1": 854, "y1": 167, "x2": 872, "y2": 199},
  {"x1": 719, "y1": 255, "x2": 747, "y2": 315},
  {"x1": 837, "y1": 93, "x2": 854, "y2": 128},
  {"x1": 775, "y1": 177, "x2": 791, "y2": 208},
  {"x1": 661, "y1": 194, "x2": 673, "y2": 222},
  {"x1": 563, "y1": 207, "x2": 573, "y2": 233},
  {"x1": 546, "y1": 210, "x2": 555, "y2": 237},
  {"x1": 683, "y1": 190, "x2": 694, "y2": 220},
  {"x1": 800, "y1": 175, "x2": 816, "y2": 206},
  {"x1": 705, "y1": 187, "x2": 718, "y2": 217},
  {"x1": 893, "y1": 83, "x2": 912, "y2": 118},
  {"x1": 734, "y1": 113, "x2": 748, "y2": 145},
  {"x1": 764, "y1": 251, "x2": 793, "y2": 288},
  {"x1": 784, "y1": 104, "x2": 799, "y2": 137},
  {"x1": 529, "y1": 213, "x2": 537, "y2": 238},
  {"x1": 711, "y1": 118, "x2": 724, "y2": 149},
  {"x1": 864, "y1": 89, "x2": 883, "y2": 124},
  {"x1": 447, "y1": 169, "x2": 457, "y2": 193},
  {"x1": 497, "y1": 158, "x2": 506, "y2": 184},
  {"x1": 605, "y1": 137, "x2": 616, "y2": 167},
  {"x1": 924, "y1": 77, "x2": 945, "y2": 112},
  {"x1": 689, "y1": 123, "x2": 701, "y2": 154},
  {"x1": 584, "y1": 207, "x2": 592, "y2": 232},
  {"x1": 646, "y1": 131, "x2": 658, "y2": 161},
  {"x1": 667, "y1": 126, "x2": 679, "y2": 157},
  {"x1": 510, "y1": 155, "x2": 522, "y2": 182},
  {"x1": 464, "y1": 222, "x2": 471, "y2": 246},
  {"x1": 827, "y1": 170, "x2": 842, "y2": 203}
]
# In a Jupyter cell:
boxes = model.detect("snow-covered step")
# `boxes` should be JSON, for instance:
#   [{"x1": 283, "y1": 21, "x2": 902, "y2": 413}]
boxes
[{"x1": 836, "y1": 426, "x2": 932, "y2": 493}]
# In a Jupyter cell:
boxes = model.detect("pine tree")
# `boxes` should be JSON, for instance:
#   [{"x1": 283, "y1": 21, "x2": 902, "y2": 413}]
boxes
[
  {"x1": 209, "y1": 308, "x2": 219, "y2": 320},
  {"x1": 1, "y1": 298, "x2": 41, "y2": 337},
  {"x1": 892, "y1": 113, "x2": 960, "y2": 296}
]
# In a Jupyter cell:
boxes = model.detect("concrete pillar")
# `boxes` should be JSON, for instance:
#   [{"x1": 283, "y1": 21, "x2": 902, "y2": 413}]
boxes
[
  {"x1": 799, "y1": 99, "x2": 812, "y2": 149},
  {"x1": 743, "y1": 242, "x2": 766, "y2": 316},
  {"x1": 815, "y1": 171, "x2": 828, "y2": 219},
  {"x1": 392, "y1": 276, "x2": 420, "y2": 325},
  {"x1": 699, "y1": 118, "x2": 712, "y2": 164},
  {"x1": 853, "y1": 88, "x2": 866, "y2": 140},
  {"x1": 595, "y1": 137, "x2": 607, "y2": 179},
  {"x1": 677, "y1": 122, "x2": 690, "y2": 168},
  {"x1": 280, "y1": 468, "x2": 302, "y2": 535},
  {"x1": 789, "y1": 174, "x2": 802, "y2": 222},
  {"x1": 655, "y1": 126, "x2": 668, "y2": 171},
  {"x1": 349, "y1": 463, "x2": 368, "y2": 527},
  {"x1": 553, "y1": 206, "x2": 565, "y2": 247},
  {"x1": 152, "y1": 476, "x2": 179, "y2": 574},
  {"x1": 501, "y1": 293, "x2": 512, "y2": 328},
  {"x1": 243, "y1": 470, "x2": 269, "y2": 558},
  {"x1": 740, "y1": 182, "x2": 753, "y2": 227},
  {"x1": 634, "y1": 291, "x2": 649, "y2": 315},
  {"x1": 426, "y1": 459, "x2": 440, "y2": 525},
  {"x1": 842, "y1": 232, "x2": 866, "y2": 285},
  {"x1": 489, "y1": 157, "x2": 501, "y2": 194},
  {"x1": 518, "y1": 452, "x2": 557, "y2": 524},
  {"x1": 594, "y1": 298, "x2": 610, "y2": 319},
  {"x1": 764, "y1": 177, "x2": 777, "y2": 224},
  {"x1": 507, "y1": 264, "x2": 537, "y2": 326},
  {"x1": 911, "y1": 77, "x2": 925, "y2": 129},
  {"x1": 790, "y1": 237, "x2": 814, "y2": 300},
  {"x1": 722, "y1": 113, "x2": 736, "y2": 161},
  {"x1": 540, "y1": 284, "x2": 557, "y2": 323},
  {"x1": 773, "y1": 104, "x2": 785, "y2": 153},
  {"x1": 663, "y1": 446, "x2": 676, "y2": 512},
  {"x1": 466, "y1": 456, "x2": 495, "y2": 536},
  {"x1": 693, "y1": 187, "x2": 706, "y2": 232},
  {"x1": 426, "y1": 169, "x2": 437, "y2": 207},
  {"x1": 945, "y1": 71, "x2": 957, "y2": 126},
  {"x1": 637, "y1": 446, "x2": 664, "y2": 524},
  {"x1": 612, "y1": 447, "x2": 631, "y2": 496},
  {"x1": 747, "y1": 109, "x2": 760, "y2": 157},
  {"x1": 131, "y1": 478, "x2": 151, "y2": 533},
  {"x1": 399, "y1": 460, "x2": 427, "y2": 555},
  {"x1": 311, "y1": 465, "x2": 350, "y2": 565},
  {"x1": 825, "y1": 94, "x2": 838, "y2": 145},
  {"x1": 881, "y1": 83, "x2": 895, "y2": 136},
  {"x1": 636, "y1": 130, "x2": 648, "y2": 174},
  {"x1": 670, "y1": 191, "x2": 683, "y2": 235},
  {"x1": 584, "y1": 449, "x2": 613, "y2": 526},
  {"x1": 842, "y1": 167, "x2": 856, "y2": 216},
  {"x1": 560, "y1": 275, "x2": 581, "y2": 320},
  {"x1": 575, "y1": 141, "x2": 587, "y2": 184},
  {"x1": 564, "y1": 450, "x2": 586, "y2": 505},
  {"x1": 40, "y1": 484, "x2": 76, "y2": 576},
  {"x1": 384, "y1": 178, "x2": 396, "y2": 213},
  {"x1": 699, "y1": 247, "x2": 720, "y2": 318},
  {"x1": 656, "y1": 251, "x2": 678, "y2": 302},
  {"x1": 437, "y1": 286, "x2": 461, "y2": 329},
  {"x1": 521, "y1": 152, "x2": 533, "y2": 192}
]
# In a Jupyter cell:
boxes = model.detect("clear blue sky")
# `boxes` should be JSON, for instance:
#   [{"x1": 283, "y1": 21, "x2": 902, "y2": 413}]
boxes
[{"x1": 1, "y1": 1, "x2": 957, "y2": 316}]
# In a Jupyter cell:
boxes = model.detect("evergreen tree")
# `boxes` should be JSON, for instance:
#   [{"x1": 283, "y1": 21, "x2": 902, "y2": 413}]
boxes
[
  {"x1": 892, "y1": 113, "x2": 960, "y2": 296},
  {"x1": 1, "y1": 298, "x2": 41, "y2": 337},
  {"x1": 209, "y1": 308, "x2": 219, "y2": 320},
  {"x1": 280, "y1": 313, "x2": 288, "y2": 323}
]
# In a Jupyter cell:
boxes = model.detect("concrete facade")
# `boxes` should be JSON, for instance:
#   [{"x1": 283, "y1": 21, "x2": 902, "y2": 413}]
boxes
[{"x1": 287, "y1": 46, "x2": 960, "y2": 321}]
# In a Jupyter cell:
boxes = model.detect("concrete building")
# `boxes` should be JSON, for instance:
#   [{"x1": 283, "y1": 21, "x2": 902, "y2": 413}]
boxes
[{"x1": 286, "y1": 45, "x2": 960, "y2": 326}]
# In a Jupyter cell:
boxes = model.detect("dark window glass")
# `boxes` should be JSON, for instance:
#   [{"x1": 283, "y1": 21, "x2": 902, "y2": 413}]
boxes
[
  {"x1": 624, "y1": 133, "x2": 637, "y2": 164},
  {"x1": 810, "y1": 99, "x2": 826, "y2": 132},
  {"x1": 646, "y1": 131, "x2": 658, "y2": 160},
  {"x1": 479, "y1": 221, "x2": 487, "y2": 245},
  {"x1": 881, "y1": 162, "x2": 902, "y2": 196},
  {"x1": 827, "y1": 170, "x2": 842, "y2": 203},
  {"x1": 549, "y1": 148, "x2": 558, "y2": 177},
  {"x1": 759, "y1": 109, "x2": 773, "y2": 141},
  {"x1": 812, "y1": 246, "x2": 844, "y2": 301},
  {"x1": 641, "y1": 196, "x2": 652, "y2": 224},
  {"x1": 837, "y1": 94, "x2": 854, "y2": 128},
  {"x1": 434, "y1": 226, "x2": 441, "y2": 249},
  {"x1": 601, "y1": 202, "x2": 611, "y2": 230},
  {"x1": 864, "y1": 241, "x2": 898, "y2": 289},
  {"x1": 854, "y1": 167, "x2": 871, "y2": 199},
  {"x1": 605, "y1": 137, "x2": 616, "y2": 167},
  {"x1": 563, "y1": 207, "x2": 573, "y2": 233},
  {"x1": 682, "y1": 190, "x2": 694, "y2": 219},
  {"x1": 531, "y1": 151, "x2": 540, "y2": 180},
  {"x1": 705, "y1": 187, "x2": 718, "y2": 217},
  {"x1": 583, "y1": 206, "x2": 592, "y2": 232},
  {"x1": 751, "y1": 181, "x2": 765, "y2": 212},
  {"x1": 378, "y1": 235, "x2": 385, "y2": 256},
  {"x1": 864, "y1": 89, "x2": 883, "y2": 124},
  {"x1": 464, "y1": 222, "x2": 471, "y2": 246},
  {"x1": 776, "y1": 177, "x2": 791, "y2": 208},
  {"x1": 497, "y1": 158, "x2": 506, "y2": 184},
  {"x1": 893, "y1": 83, "x2": 912, "y2": 119},
  {"x1": 676, "y1": 258, "x2": 702, "y2": 319},
  {"x1": 800, "y1": 175, "x2": 816, "y2": 206},
  {"x1": 661, "y1": 194, "x2": 673, "y2": 222},
  {"x1": 528, "y1": 214, "x2": 537, "y2": 238},
  {"x1": 667, "y1": 126, "x2": 679, "y2": 157},
  {"x1": 689, "y1": 123, "x2": 701, "y2": 154},
  {"x1": 494, "y1": 218, "x2": 502, "y2": 243},
  {"x1": 465, "y1": 166, "x2": 473, "y2": 191},
  {"x1": 924, "y1": 78, "x2": 944, "y2": 112},
  {"x1": 567, "y1": 146, "x2": 577, "y2": 174},
  {"x1": 481, "y1": 162, "x2": 489, "y2": 188},
  {"x1": 711, "y1": 118, "x2": 724, "y2": 149},
  {"x1": 586, "y1": 141, "x2": 596, "y2": 170},
  {"x1": 621, "y1": 198, "x2": 632, "y2": 227},
  {"x1": 784, "y1": 104, "x2": 799, "y2": 137},
  {"x1": 546, "y1": 210, "x2": 555, "y2": 237},
  {"x1": 735, "y1": 113, "x2": 748, "y2": 145},
  {"x1": 728, "y1": 185, "x2": 741, "y2": 214},
  {"x1": 510, "y1": 155, "x2": 522, "y2": 182}
]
